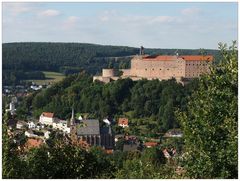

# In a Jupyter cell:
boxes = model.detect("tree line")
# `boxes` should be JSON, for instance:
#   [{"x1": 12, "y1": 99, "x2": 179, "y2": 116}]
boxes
[{"x1": 3, "y1": 42, "x2": 220, "y2": 85}]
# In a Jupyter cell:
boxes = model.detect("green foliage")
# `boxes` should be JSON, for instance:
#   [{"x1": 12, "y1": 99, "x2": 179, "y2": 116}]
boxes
[
  {"x1": 115, "y1": 149, "x2": 173, "y2": 179},
  {"x1": 2, "y1": 114, "x2": 26, "y2": 179},
  {"x1": 141, "y1": 147, "x2": 166, "y2": 165},
  {"x1": 115, "y1": 138, "x2": 125, "y2": 151},
  {"x1": 161, "y1": 137, "x2": 184, "y2": 154},
  {"x1": 27, "y1": 74, "x2": 193, "y2": 132},
  {"x1": 177, "y1": 42, "x2": 238, "y2": 178}
]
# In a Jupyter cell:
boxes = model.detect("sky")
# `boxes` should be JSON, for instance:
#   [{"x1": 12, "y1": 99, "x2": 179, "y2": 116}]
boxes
[{"x1": 2, "y1": 2, "x2": 238, "y2": 49}]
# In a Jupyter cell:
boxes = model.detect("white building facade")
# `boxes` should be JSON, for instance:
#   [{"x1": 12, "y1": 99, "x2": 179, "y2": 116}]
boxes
[{"x1": 39, "y1": 112, "x2": 55, "y2": 125}]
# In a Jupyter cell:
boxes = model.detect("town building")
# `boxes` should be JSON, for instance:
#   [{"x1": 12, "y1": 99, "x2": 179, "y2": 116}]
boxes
[
  {"x1": 16, "y1": 120, "x2": 28, "y2": 129},
  {"x1": 100, "y1": 126, "x2": 114, "y2": 149},
  {"x1": 144, "y1": 142, "x2": 158, "y2": 148},
  {"x1": 25, "y1": 130, "x2": 38, "y2": 138},
  {"x1": 118, "y1": 118, "x2": 129, "y2": 128},
  {"x1": 164, "y1": 129, "x2": 183, "y2": 138},
  {"x1": 93, "y1": 47, "x2": 213, "y2": 83},
  {"x1": 27, "y1": 121, "x2": 36, "y2": 129},
  {"x1": 53, "y1": 119, "x2": 70, "y2": 133},
  {"x1": 39, "y1": 112, "x2": 55, "y2": 125},
  {"x1": 69, "y1": 108, "x2": 114, "y2": 149}
]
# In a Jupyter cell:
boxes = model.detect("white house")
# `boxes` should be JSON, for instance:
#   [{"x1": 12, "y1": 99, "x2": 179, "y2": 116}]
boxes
[
  {"x1": 164, "y1": 129, "x2": 183, "y2": 138},
  {"x1": 30, "y1": 85, "x2": 42, "y2": 91},
  {"x1": 39, "y1": 112, "x2": 55, "y2": 125},
  {"x1": 25, "y1": 130, "x2": 38, "y2": 138},
  {"x1": 16, "y1": 121, "x2": 27, "y2": 129},
  {"x1": 28, "y1": 121, "x2": 36, "y2": 129},
  {"x1": 52, "y1": 119, "x2": 70, "y2": 133},
  {"x1": 43, "y1": 130, "x2": 51, "y2": 139}
]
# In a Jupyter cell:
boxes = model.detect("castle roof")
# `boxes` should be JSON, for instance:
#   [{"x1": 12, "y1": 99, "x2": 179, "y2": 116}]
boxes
[{"x1": 143, "y1": 55, "x2": 213, "y2": 61}]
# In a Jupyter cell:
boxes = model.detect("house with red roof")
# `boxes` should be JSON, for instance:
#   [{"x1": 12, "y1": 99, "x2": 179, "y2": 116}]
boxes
[
  {"x1": 39, "y1": 112, "x2": 55, "y2": 125},
  {"x1": 144, "y1": 142, "x2": 158, "y2": 148},
  {"x1": 118, "y1": 118, "x2": 129, "y2": 128}
]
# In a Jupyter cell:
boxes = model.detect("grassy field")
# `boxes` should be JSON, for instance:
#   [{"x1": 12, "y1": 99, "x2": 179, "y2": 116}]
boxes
[{"x1": 27, "y1": 71, "x2": 65, "y2": 85}]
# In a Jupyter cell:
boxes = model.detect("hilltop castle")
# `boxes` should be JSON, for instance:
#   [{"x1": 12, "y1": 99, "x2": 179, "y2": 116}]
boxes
[{"x1": 93, "y1": 47, "x2": 213, "y2": 83}]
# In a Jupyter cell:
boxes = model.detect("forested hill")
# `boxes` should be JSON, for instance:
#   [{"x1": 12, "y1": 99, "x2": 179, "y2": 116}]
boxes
[{"x1": 3, "y1": 42, "x2": 220, "y2": 85}]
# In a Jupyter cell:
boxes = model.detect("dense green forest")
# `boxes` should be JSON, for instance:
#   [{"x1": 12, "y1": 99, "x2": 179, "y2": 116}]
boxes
[
  {"x1": 3, "y1": 42, "x2": 220, "y2": 85},
  {"x1": 17, "y1": 75, "x2": 199, "y2": 134}
]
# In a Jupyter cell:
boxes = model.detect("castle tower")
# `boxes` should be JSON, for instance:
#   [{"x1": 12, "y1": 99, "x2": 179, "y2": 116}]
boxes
[{"x1": 140, "y1": 46, "x2": 144, "y2": 55}]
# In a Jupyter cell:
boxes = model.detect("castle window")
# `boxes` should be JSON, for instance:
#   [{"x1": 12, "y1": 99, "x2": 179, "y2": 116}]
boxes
[
  {"x1": 145, "y1": 68, "x2": 147, "y2": 71},
  {"x1": 152, "y1": 68, "x2": 154, "y2": 71},
  {"x1": 167, "y1": 68, "x2": 169, "y2": 70}
]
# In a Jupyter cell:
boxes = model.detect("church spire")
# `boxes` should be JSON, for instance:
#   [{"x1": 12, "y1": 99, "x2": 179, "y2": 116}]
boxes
[{"x1": 70, "y1": 107, "x2": 75, "y2": 125}]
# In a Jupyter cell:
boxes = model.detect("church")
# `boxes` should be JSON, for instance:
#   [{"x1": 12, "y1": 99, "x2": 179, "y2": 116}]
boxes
[{"x1": 69, "y1": 108, "x2": 114, "y2": 149}]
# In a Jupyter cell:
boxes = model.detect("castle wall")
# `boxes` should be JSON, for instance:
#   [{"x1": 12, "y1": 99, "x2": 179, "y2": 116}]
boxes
[
  {"x1": 102, "y1": 69, "x2": 115, "y2": 77},
  {"x1": 93, "y1": 55, "x2": 213, "y2": 83},
  {"x1": 120, "y1": 69, "x2": 132, "y2": 77},
  {"x1": 131, "y1": 57, "x2": 185, "y2": 80},
  {"x1": 185, "y1": 60, "x2": 212, "y2": 78}
]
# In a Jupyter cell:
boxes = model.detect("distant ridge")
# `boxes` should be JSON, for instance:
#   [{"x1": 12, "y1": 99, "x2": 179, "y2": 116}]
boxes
[{"x1": 3, "y1": 42, "x2": 220, "y2": 86}]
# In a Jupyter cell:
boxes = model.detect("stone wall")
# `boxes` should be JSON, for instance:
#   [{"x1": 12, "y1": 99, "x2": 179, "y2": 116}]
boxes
[{"x1": 131, "y1": 57, "x2": 185, "y2": 80}]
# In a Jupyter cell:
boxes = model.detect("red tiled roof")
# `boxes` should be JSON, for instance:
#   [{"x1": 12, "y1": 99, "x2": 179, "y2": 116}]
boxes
[
  {"x1": 118, "y1": 118, "x2": 128, "y2": 125},
  {"x1": 42, "y1": 112, "x2": 54, "y2": 118},
  {"x1": 180, "y1": 55, "x2": 213, "y2": 61},
  {"x1": 144, "y1": 142, "x2": 158, "y2": 147},
  {"x1": 25, "y1": 138, "x2": 43, "y2": 149},
  {"x1": 143, "y1": 55, "x2": 213, "y2": 61}
]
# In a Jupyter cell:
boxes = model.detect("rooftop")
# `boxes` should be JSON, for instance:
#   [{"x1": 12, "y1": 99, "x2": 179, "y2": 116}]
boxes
[
  {"x1": 118, "y1": 118, "x2": 129, "y2": 125},
  {"x1": 143, "y1": 55, "x2": 213, "y2": 61},
  {"x1": 144, "y1": 142, "x2": 158, "y2": 147},
  {"x1": 41, "y1": 112, "x2": 54, "y2": 118},
  {"x1": 77, "y1": 119, "x2": 100, "y2": 135}
]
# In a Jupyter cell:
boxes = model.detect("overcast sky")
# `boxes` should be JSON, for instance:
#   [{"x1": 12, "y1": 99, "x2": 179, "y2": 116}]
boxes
[{"x1": 2, "y1": 2, "x2": 238, "y2": 49}]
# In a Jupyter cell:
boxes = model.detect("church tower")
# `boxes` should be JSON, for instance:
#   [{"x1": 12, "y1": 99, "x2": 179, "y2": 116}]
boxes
[
  {"x1": 70, "y1": 107, "x2": 75, "y2": 126},
  {"x1": 70, "y1": 107, "x2": 78, "y2": 144}
]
